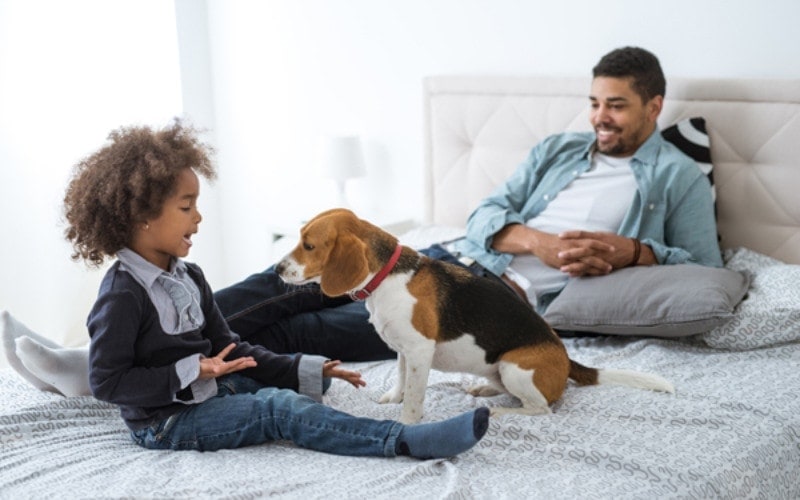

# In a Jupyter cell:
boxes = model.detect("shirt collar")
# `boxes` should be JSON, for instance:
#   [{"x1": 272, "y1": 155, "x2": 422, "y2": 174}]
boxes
[
  {"x1": 117, "y1": 248, "x2": 188, "y2": 289},
  {"x1": 631, "y1": 127, "x2": 664, "y2": 166},
  {"x1": 582, "y1": 127, "x2": 663, "y2": 166}
]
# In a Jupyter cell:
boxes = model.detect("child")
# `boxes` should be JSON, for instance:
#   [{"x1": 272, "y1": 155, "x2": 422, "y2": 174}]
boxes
[{"x1": 60, "y1": 120, "x2": 489, "y2": 458}]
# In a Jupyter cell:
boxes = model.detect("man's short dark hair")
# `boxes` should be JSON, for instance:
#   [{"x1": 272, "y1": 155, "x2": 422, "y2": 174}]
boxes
[{"x1": 592, "y1": 47, "x2": 666, "y2": 103}]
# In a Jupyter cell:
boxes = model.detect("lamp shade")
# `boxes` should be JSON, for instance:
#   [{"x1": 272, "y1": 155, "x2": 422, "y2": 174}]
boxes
[{"x1": 321, "y1": 136, "x2": 367, "y2": 182}]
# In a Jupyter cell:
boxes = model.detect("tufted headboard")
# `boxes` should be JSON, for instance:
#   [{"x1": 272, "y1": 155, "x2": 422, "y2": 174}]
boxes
[{"x1": 423, "y1": 76, "x2": 800, "y2": 264}]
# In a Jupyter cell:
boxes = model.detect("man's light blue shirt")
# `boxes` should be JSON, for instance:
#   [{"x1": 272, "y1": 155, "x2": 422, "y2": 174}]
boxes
[{"x1": 454, "y1": 129, "x2": 723, "y2": 279}]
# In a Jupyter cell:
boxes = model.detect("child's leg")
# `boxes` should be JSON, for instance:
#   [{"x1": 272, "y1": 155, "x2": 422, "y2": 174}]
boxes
[
  {"x1": 133, "y1": 374, "x2": 489, "y2": 459},
  {"x1": 394, "y1": 406, "x2": 490, "y2": 459}
]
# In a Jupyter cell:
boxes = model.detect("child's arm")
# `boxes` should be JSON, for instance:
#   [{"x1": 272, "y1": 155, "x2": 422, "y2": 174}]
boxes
[
  {"x1": 190, "y1": 263, "x2": 331, "y2": 400},
  {"x1": 323, "y1": 360, "x2": 366, "y2": 388},
  {"x1": 197, "y1": 342, "x2": 256, "y2": 379},
  {"x1": 89, "y1": 288, "x2": 192, "y2": 407}
]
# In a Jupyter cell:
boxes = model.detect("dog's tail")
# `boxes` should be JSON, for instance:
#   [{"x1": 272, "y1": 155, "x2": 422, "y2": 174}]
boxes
[{"x1": 568, "y1": 359, "x2": 674, "y2": 393}]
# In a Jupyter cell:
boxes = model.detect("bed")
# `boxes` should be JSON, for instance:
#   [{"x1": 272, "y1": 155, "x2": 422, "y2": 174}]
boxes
[{"x1": 2, "y1": 76, "x2": 799, "y2": 499}]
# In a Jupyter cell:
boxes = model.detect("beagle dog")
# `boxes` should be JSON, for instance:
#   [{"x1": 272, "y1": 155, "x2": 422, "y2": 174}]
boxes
[{"x1": 277, "y1": 209, "x2": 674, "y2": 423}]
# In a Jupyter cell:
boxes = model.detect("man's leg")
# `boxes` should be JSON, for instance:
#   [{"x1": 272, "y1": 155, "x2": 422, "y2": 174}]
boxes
[
  {"x1": 214, "y1": 267, "x2": 395, "y2": 361},
  {"x1": 15, "y1": 336, "x2": 91, "y2": 397},
  {"x1": 241, "y1": 301, "x2": 396, "y2": 361},
  {"x1": 2, "y1": 310, "x2": 62, "y2": 392},
  {"x1": 229, "y1": 245, "x2": 464, "y2": 361}
]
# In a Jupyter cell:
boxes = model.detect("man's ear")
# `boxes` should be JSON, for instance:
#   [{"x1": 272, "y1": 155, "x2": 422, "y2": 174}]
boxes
[
  {"x1": 319, "y1": 233, "x2": 370, "y2": 297},
  {"x1": 647, "y1": 94, "x2": 664, "y2": 122}
]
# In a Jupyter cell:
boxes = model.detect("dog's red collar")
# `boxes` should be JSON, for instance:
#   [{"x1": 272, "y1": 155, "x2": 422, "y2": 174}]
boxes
[{"x1": 349, "y1": 244, "x2": 403, "y2": 301}]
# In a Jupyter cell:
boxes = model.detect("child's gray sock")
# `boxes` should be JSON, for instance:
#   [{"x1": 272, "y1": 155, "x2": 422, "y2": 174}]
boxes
[{"x1": 396, "y1": 407, "x2": 490, "y2": 459}]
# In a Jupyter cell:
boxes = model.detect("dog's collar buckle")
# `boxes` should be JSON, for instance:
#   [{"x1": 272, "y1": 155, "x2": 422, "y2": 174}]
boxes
[
  {"x1": 349, "y1": 244, "x2": 403, "y2": 302},
  {"x1": 349, "y1": 288, "x2": 372, "y2": 301}
]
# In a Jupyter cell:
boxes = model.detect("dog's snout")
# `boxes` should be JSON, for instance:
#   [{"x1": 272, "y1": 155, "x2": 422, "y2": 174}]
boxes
[
  {"x1": 276, "y1": 256, "x2": 306, "y2": 284},
  {"x1": 276, "y1": 259, "x2": 297, "y2": 280}
]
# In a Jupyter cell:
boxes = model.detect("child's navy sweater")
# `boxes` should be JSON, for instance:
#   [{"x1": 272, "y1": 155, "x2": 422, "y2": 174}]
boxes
[{"x1": 88, "y1": 260, "x2": 320, "y2": 431}]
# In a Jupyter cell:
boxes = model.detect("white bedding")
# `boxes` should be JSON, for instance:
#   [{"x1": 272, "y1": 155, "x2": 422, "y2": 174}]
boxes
[{"x1": 2, "y1": 246, "x2": 799, "y2": 499}]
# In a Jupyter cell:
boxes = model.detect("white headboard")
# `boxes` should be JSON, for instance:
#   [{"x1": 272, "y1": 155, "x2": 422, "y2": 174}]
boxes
[{"x1": 423, "y1": 76, "x2": 800, "y2": 264}]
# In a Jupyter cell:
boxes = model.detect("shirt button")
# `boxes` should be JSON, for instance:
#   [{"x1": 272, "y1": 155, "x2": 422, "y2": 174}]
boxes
[
  {"x1": 572, "y1": 170, "x2": 579, "y2": 176},
  {"x1": 648, "y1": 203, "x2": 655, "y2": 210},
  {"x1": 543, "y1": 194, "x2": 550, "y2": 201}
]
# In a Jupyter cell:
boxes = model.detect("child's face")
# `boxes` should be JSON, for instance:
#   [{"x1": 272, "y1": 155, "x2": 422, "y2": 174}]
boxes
[{"x1": 131, "y1": 168, "x2": 202, "y2": 270}]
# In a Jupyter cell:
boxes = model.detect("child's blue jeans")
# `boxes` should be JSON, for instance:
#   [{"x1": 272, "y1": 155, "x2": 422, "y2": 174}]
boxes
[{"x1": 131, "y1": 373, "x2": 402, "y2": 456}]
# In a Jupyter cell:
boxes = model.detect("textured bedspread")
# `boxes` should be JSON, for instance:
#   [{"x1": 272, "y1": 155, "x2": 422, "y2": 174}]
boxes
[
  {"x1": 2, "y1": 331, "x2": 800, "y2": 499},
  {"x1": 3, "y1": 243, "x2": 800, "y2": 499}
]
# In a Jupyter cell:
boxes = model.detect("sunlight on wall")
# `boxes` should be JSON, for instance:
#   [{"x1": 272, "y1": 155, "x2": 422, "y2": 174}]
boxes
[{"x1": 0, "y1": 0, "x2": 183, "y2": 352}]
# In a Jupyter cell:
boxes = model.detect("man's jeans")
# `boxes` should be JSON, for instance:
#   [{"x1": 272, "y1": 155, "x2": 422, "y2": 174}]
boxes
[
  {"x1": 131, "y1": 374, "x2": 401, "y2": 455},
  {"x1": 212, "y1": 245, "x2": 466, "y2": 361}
]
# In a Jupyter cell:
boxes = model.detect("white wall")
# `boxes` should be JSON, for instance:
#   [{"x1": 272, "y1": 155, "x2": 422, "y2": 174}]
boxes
[
  {"x1": 0, "y1": 0, "x2": 183, "y2": 353},
  {"x1": 198, "y1": 0, "x2": 800, "y2": 287},
  {"x1": 2, "y1": 0, "x2": 800, "y2": 359}
]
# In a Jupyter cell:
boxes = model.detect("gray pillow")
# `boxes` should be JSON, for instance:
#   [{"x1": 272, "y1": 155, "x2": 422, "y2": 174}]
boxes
[{"x1": 542, "y1": 264, "x2": 750, "y2": 337}]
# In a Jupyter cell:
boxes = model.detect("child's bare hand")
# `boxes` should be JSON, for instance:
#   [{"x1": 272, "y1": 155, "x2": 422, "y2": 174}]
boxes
[
  {"x1": 198, "y1": 343, "x2": 257, "y2": 380},
  {"x1": 323, "y1": 360, "x2": 366, "y2": 389}
]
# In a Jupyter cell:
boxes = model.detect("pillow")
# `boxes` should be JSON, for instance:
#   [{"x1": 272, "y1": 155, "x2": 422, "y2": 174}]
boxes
[
  {"x1": 662, "y1": 117, "x2": 715, "y2": 203},
  {"x1": 701, "y1": 248, "x2": 800, "y2": 349},
  {"x1": 542, "y1": 264, "x2": 750, "y2": 337},
  {"x1": 399, "y1": 224, "x2": 465, "y2": 250}
]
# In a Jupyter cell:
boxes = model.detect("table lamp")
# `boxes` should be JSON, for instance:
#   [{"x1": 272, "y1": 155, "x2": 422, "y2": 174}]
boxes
[{"x1": 321, "y1": 135, "x2": 367, "y2": 208}]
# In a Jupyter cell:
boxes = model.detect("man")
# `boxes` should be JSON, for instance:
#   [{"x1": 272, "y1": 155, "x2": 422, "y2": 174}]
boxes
[
  {"x1": 452, "y1": 46, "x2": 722, "y2": 312},
  {"x1": 3, "y1": 47, "x2": 722, "y2": 397}
]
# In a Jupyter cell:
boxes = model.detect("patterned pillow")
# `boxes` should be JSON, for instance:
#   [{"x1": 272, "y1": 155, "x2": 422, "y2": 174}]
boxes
[{"x1": 662, "y1": 117, "x2": 716, "y2": 204}]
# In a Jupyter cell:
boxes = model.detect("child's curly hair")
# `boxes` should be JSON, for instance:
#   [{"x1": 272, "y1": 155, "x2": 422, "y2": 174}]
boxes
[{"x1": 64, "y1": 119, "x2": 216, "y2": 267}]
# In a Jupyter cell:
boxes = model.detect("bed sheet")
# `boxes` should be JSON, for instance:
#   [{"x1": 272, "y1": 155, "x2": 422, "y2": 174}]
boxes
[
  {"x1": 2, "y1": 339, "x2": 799, "y2": 499},
  {"x1": 2, "y1": 236, "x2": 799, "y2": 499}
]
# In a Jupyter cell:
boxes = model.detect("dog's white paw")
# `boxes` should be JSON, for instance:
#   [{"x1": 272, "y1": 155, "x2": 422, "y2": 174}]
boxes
[
  {"x1": 379, "y1": 387, "x2": 404, "y2": 404},
  {"x1": 468, "y1": 384, "x2": 504, "y2": 397}
]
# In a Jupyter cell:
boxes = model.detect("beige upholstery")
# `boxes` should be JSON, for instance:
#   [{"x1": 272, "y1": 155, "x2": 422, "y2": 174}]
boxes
[{"x1": 424, "y1": 76, "x2": 800, "y2": 264}]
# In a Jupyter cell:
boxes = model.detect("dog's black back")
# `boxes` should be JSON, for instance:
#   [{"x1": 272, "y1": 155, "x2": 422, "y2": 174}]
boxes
[{"x1": 418, "y1": 256, "x2": 562, "y2": 364}]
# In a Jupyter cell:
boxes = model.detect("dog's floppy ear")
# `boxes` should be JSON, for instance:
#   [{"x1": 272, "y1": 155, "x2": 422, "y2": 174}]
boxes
[
  {"x1": 307, "y1": 208, "x2": 352, "y2": 225},
  {"x1": 319, "y1": 232, "x2": 370, "y2": 297}
]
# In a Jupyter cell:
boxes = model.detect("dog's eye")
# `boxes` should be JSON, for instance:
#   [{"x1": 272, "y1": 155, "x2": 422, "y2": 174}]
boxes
[{"x1": 303, "y1": 242, "x2": 315, "y2": 251}]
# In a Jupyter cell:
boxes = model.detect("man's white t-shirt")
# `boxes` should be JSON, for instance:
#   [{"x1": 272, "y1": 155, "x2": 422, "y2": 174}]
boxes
[{"x1": 506, "y1": 153, "x2": 638, "y2": 305}]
